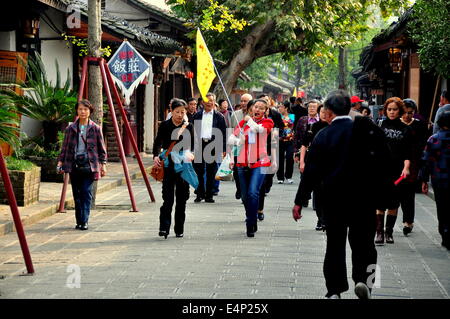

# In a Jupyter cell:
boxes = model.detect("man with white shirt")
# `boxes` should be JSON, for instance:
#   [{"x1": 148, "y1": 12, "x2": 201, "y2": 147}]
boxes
[
  {"x1": 292, "y1": 90, "x2": 390, "y2": 299},
  {"x1": 193, "y1": 92, "x2": 227, "y2": 203}
]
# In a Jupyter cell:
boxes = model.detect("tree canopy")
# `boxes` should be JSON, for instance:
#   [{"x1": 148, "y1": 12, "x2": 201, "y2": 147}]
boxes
[
  {"x1": 168, "y1": 0, "x2": 410, "y2": 97},
  {"x1": 409, "y1": 0, "x2": 450, "y2": 79}
]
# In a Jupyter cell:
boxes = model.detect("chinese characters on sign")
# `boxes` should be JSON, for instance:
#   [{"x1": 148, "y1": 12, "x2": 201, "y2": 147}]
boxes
[{"x1": 108, "y1": 41, "x2": 150, "y2": 104}]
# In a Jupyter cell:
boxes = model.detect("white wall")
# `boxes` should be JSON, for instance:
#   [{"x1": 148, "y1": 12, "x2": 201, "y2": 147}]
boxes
[
  {"x1": 144, "y1": 66, "x2": 155, "y2": 152},
  {"x1": 0, "y1": 31, "x2": 16, "y2": 51},
  {"x1": 40, "y1": 8, "x2": 73, "y2": 88},
  {"x1": 21, "y1": 7, "x2": 74, "y2": 138}
]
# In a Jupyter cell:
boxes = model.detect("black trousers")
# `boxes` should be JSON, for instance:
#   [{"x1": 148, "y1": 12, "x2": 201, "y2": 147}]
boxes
[
  {"x1": 194, "y1": 141, "x2": 218, "y2": 199},
  {"x1": 258, "y1": 173, "x2": 275, "y2": 211},
  {"x1": 398, "y1": 181, "x2": 416, "y2": 224},
  {"x1": 313, "y1": 190, "x2": 325, "y2": 225},
  {"x1": 277, "y1": 140, "x2": 294, "y2": 181},
  {"x1": 160, "y1": 166, "x2": 190, "y2": 235},
  {"x1": 194, "y1": 161, "x2": 218, "y2": 199},
  {"x1": 323, "y1": 208, "x2": 377, "y2": 297},
  {"x1": 233, "y1": 156, "x2": 241, "y2": 197}
]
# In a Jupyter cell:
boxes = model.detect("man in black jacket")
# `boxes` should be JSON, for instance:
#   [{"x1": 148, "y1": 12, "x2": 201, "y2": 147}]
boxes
[
  {"x1": 292, "y1": 90, "x2": 390, "y2": 299},
  {"x1": 193, "y1": 92, "x2": 227, "y2": 203}
]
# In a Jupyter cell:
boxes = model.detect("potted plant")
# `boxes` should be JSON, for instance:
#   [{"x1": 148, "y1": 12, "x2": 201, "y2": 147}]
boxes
[
  {"x1": 0, "y1": 96, "x2": 40, "y2": 206},
  {"x1": 18, "y1": 132, "x2": 65, "y2": 182},
  {"x1": 0, "y1": 157, "x2": 40, "y2": 207},
  {"x1": 0, "y1": 94, "x2": 21, "y2": 150},
  {"x1": 1, "y1": 53, "x2": 77, "y2": 182}
]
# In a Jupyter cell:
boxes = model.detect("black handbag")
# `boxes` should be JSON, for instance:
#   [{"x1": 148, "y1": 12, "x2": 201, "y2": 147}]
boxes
[
  {"x1": 74, "y1": 154, "x2": 92, "y2": 174},
  {"x1": 73, "y1": 123, "x2": 92, "y2": 174}
]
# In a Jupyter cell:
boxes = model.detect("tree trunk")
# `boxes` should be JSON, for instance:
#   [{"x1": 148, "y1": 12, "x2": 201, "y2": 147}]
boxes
[
  {"x1": 294, "y1": 56, "x2": 303, "y2": 94},
  {"x1": 338, "y1": 46, "x2": 347, "y2": 90},
  {"x1": 88, "y1": 0, "x2": 103, "y2": 124},
  {"x1": 88, "y1": 0, "x2": 103, "y2": 209},
  {"x1": 213, "y1": 20, "x2": 276, "y2": 99}
]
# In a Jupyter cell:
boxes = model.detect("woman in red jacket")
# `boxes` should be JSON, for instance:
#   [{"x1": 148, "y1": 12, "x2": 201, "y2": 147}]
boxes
[{"x1": 229, "y1": 99, "x2": 274, "y2": 237}]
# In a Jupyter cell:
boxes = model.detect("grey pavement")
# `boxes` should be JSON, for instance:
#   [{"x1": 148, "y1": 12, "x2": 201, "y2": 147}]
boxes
[{"x1": 0, "y1": 170, "x2": 449, "y2": 299}]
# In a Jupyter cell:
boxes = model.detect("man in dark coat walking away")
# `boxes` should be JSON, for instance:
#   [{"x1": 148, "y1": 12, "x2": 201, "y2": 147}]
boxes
[{"x1": 292, "y1": 90, "x2": 390, "y2": 299}]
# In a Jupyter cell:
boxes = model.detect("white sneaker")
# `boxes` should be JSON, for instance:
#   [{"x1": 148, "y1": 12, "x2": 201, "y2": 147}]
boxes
[
  {"x1": 327, "y1": 294, "x2": 341, "y2": 299},
  {"x1": 277, "y1": 180, "x2": 284, "y2": 184},
  {"x1": 354, "y1": 282, "x2": 371, "y2": 299},
  {"x1": 286, "y1": 179, "x2": 294, "y2": 184}
]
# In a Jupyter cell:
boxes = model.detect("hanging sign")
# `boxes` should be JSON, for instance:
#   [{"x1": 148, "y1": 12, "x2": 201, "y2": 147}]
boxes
[{"x1": 108, "y1": 41, "x2": 150, "y2": 105}]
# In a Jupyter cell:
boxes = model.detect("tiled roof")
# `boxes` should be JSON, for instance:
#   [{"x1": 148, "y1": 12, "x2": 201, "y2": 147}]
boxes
[
  {"x1": 359, "y1": 8, "x2": 413, "y2": 71},
  {"x1": 59, "y1": 0, "x2": 183, "y2": 54}
]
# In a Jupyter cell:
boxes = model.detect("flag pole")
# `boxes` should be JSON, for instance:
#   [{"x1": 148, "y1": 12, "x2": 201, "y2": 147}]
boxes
[{"x1": 197, "y1": 29, "x2": 243, "y2": 134}]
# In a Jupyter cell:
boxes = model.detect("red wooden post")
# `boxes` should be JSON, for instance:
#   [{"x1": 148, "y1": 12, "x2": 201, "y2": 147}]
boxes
[
  {"x1": 98, "y1": 59, "x2": 138, "y2": 212},
  {"x1": 103, "y1": 59, "x2": 156, "y2": 202},
  {"x1": 0, "y1": 148, "x2": 34, "y2": 274}
]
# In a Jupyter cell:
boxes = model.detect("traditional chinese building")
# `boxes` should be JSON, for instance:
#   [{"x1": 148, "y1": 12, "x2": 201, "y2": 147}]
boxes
[
  {"x1": 0, "y1": 0, "x2": 192, "y2": 158},
  {"x1": 355, "y1": 9, "x2": 447, "y2": 123}
]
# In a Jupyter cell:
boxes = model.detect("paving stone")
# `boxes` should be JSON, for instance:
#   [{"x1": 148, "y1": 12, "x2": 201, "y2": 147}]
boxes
[{"x1": 0, "y1": 167, "x2": 449, "y2": 299}]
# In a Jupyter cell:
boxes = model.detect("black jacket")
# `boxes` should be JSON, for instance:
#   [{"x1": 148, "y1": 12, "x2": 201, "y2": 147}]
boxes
[
  {"x1": 192, "y1": 109, "x2": 227, "y2": 152},
  {"x1": 152, "y1": 119, "x2": 194, "y2": 157},
  {"x1": 295, "y1": 116, "x2": 391, "y2": 211}
]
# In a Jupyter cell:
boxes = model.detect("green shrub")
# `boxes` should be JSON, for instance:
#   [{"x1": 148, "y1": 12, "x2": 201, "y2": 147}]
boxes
[{"x1": 5, "y1": 157, "x2": 35, "y2": 171}]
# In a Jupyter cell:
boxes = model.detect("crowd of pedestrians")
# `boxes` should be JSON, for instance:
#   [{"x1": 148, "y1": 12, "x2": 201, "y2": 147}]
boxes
[
  {"x1": 58, "y1": 88, "x2": 449, "y2": 300},
  {"x1": 146, "y1": 87, "x2": 449, "y2": 299}
]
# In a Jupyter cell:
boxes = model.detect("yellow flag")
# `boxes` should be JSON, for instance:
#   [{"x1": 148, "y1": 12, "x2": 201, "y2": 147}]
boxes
[
  {"x1": 293, "y1": 87, "x2": 297, "y2": 97},
  {"x1": 196, "y1": 29, "x2": 216, "y2": 101}
]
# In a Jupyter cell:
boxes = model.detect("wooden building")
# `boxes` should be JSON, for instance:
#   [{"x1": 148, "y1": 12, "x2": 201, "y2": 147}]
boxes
[{"x1": 354, "y1": 9, "x2": 447, "y2": 122}]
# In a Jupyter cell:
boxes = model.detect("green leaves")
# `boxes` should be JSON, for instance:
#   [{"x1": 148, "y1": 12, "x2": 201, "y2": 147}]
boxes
[
  {"x1": 168, "y1": 1, "x2": 410, "y2": 96},
  {"x1": 0, "y1": 95, "x2": 21, "y2": 148},
  {"x1": 169, "y1": 0, "x2": 409, "y2": 62},
  {"x1": 3, "y1": 53, "x2": 77, "y2": 124},
  {"x1": 5, "y1": 156, "x2": 35, "y2": 171},
  {"x1": 409, "y1": 0, "x2": 450, "y2": 78}
]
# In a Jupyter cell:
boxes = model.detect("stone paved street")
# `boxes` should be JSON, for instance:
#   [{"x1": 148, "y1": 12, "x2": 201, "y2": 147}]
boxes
[{"x1": 0, "y1": 171, "x2": 449, "y2": 299}]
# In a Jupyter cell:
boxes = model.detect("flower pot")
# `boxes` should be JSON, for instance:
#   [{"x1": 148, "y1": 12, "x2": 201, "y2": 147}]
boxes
[{"x1": 0, "y1": 166, "x2": 41, "y2": 206}]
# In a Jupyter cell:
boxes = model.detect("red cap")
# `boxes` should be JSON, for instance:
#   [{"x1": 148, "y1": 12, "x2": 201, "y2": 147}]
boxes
[{"x1": 351, "y1": 96, "x2": 364, "y2": 103}]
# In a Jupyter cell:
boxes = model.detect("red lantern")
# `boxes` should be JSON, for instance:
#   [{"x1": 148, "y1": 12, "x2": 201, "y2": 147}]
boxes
[{"x1": 185, "y1": 71, "x2": 194, "y2": 79}]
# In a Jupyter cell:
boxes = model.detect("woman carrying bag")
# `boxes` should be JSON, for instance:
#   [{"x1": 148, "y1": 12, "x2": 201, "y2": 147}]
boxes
[
  {"x1": 228, "y1": 99, "x2": 274, "y2": 237},
  {"x1": 57, "y1": 99, "x2": 107, "y2": 230},
  {"x1": 152, "y1": 98, "x2": 195, "y2": 239}
]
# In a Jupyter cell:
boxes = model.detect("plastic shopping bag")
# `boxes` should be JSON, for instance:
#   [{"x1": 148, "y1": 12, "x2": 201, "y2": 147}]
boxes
[{"x1": 215, "y1": 153, "x2": 233, "y2": 181}]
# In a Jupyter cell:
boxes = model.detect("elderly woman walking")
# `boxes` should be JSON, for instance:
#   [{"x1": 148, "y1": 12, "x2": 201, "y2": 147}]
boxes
[{"x1": 57, "y1": 99, "x2": 107, "y2": 230}]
